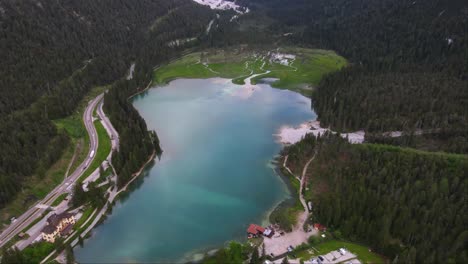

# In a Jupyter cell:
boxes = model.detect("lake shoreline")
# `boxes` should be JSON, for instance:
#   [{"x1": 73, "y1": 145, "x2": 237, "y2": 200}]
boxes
[
  {"x1": 77, "y1": 77, "x2": 314, "y2": 262},
  {"x1": 276, "y1": 120, "x2": 365, "y2": 145},
  {"x1": 271, "y1": 156, "x2": 298, "y2": 213},
  {"x1": 178, "y1": 157, "x2": 296, "y2": 264}
]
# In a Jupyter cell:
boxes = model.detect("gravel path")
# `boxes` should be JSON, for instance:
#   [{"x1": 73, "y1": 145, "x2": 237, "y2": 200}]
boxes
[{"x1": 264, "y1": 154, "x2": 318, "y2": 256}]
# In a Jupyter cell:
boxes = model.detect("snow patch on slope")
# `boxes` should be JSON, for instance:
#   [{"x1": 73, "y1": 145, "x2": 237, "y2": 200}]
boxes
[
  {"x1": 191, "y1": 0, "x2": 249, "y2": 14},
  {"x1": 167, "y1": 38, "x2": 197, "y2": 47},
  {"x1": 206, "y1": 19, "x2": 215, "y2": 34}
]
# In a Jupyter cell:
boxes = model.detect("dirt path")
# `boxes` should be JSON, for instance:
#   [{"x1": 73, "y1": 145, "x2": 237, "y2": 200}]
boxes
[
  {"x1": 282, "y1": 153, "x2": 316, "y2": 213},
  {"x1": 264, "y1": 153, "x2": 318, "y2": 256},
  {"x1": 293, "y1": 152, "x2": 316, "y2": 233},
  {"x1": 299, "y1": 153, "x2": 316, "y2": 213},
  {"x1": 202, "y1": 62, "x2": 220, "y2": 74}
]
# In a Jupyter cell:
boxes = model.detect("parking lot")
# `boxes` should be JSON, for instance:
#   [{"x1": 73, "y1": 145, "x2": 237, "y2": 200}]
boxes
[
  {"x1": 320, "y1": 249, "x2": 359, "y2": 263},
  {"x1": 272, "y1": 248, "x2": 360, "y2": 264}
]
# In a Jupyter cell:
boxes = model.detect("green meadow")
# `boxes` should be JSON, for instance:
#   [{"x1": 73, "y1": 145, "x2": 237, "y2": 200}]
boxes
[
  {"x1": 295, "y1": 239, "x2": 385, "y2": 263},
  {"x1": 153, "y1": 47, "x2": 347, "y2": 97}
]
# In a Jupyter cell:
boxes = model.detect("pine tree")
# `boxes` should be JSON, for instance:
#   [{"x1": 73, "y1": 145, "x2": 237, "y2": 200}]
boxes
[{"x1": 249, "y1": 246, "x2": 259, "y2": 264}]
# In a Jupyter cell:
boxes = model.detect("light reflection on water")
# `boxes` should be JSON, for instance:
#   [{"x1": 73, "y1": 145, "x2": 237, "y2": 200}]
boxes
[{"x1": 75, "y1": 78, "x2": 316, "y2": 263}]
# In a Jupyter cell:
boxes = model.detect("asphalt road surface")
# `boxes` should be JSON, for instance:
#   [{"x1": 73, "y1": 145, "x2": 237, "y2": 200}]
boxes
[{"x1": 0, "y1": 94, "x2": 104, "y2": 248}]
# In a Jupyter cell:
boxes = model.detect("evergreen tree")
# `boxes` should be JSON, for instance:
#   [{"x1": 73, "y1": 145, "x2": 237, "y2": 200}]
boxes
[
  {"x1": 249, "y1": 246, "x2": 260, "y2": 264},
  {"x1": 1, "y1": 247, "x2": 25, "y2": 264}
]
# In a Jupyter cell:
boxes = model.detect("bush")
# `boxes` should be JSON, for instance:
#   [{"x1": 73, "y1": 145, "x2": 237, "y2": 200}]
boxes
[
  {"x1": 333, "y1": 230, "x2": 343, "y2": 240},
  {"x1": 308, "y1": 235, "x2": 321, "y2": 245}
]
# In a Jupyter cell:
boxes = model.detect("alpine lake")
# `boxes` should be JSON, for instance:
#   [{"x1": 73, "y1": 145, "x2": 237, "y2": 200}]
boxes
[{"x1": 75, "y1": 77, "x2": 317, "y2": 263}]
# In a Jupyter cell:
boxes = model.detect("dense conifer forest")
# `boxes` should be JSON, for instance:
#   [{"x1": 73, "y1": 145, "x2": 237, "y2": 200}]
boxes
[
  {"x1": 261, "y1": 1, "x2": 468, "y2": 261},
  {"x1": 0, "y1": 0, "x2": 214, "y2": 207},
  {"x1": 284, "y1": 133, "x2": 467, "y2": 263},
  {"x1": 241, "y1": 0, "x2": 468, "y2": 152}
]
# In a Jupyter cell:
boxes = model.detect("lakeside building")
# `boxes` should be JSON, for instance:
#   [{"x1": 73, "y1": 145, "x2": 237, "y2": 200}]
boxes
[
  {"x1": 247, "y1": 224, "x2": 275, "y2": 238},
  {"x1": 41, "y1": 212, "x2": 76, "y2": 243},
  {"x1": 247, "y1": 224, "x2": 265, "y2": 237},
  {"x1": 263, "y1": 228, "x2": 274, "y2": 238}
]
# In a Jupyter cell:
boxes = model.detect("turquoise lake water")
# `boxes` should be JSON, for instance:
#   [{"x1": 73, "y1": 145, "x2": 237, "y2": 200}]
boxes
[{"x1": 75, "y1": 78, "x2": 316, "y2": 263}]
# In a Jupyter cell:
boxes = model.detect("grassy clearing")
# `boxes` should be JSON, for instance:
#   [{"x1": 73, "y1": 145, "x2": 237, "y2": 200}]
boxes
[
  {"x1": 78, "y1": 121, "x2": 111, "y2": 183},
  {"x1": 21, "y1": 241, "x2": 55, "y2": 263},
  {"x1": 51, "y1": 194, "x2": 68, "y2": 207},
  {"x1": 294, "y1": 239, "x2": 385, "y2": 263},
  {"x1": 54, "y1": 85, "x2": 109, "y2": 173},
  {"x1": 315, "y1": 240, "x2": 384, "y2": 263},
  {"x1": 74, "y1": 206, "x2": 95, "y2": 230},
  {"x1": 153, "y1": 47, "x2": 347, "y2": 97},
  {"x1": 153, "y1": 52, "x2": 254, "y2": 85},
  {"x1": 253, "y1": 48, "x2": 347, "y2": 96}
]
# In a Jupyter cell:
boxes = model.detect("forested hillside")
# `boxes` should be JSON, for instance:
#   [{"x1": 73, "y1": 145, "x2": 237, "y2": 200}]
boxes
[
  {"x1": 254, "y1": 1, "x2": 468, "y2": 262},
  {"x1": 284, "y1": 133, "x2": 467, "y2": 263},
  {"x1": 0, "y1": 0, "x2": 214, "y2": 208},
  {"x1": 240, "y1": 0, "x2": 468, "y2": 152},
  {"x1": 103, "y1": 80, "x2": 162, "y2": 188}
]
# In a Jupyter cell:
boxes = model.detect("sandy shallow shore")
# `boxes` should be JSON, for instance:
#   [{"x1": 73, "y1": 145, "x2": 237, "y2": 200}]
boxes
[{"x1": 276, "y1": 120, "x2": 365, "y2": 144}]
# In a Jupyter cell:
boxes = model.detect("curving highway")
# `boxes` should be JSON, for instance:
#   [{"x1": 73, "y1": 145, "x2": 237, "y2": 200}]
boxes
[
  {"x1": 81, "y1": 98, "x2": 120, "y2": 187},
  {"x1": 97, "y1": 99, "x2": 119, "y2": 150},
  {"x1": 0, "y1": 94, "x2": 105, "y2": 248}
]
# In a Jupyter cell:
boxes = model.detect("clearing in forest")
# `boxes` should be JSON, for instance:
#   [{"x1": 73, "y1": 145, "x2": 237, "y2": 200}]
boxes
[{"x1": 153, "y1": 47, "x2": 347, "y2": 97}]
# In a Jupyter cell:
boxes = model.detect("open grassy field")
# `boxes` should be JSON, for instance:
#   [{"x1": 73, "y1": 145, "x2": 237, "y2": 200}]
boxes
[
  {"x1": 78, "y1": 121, "x2": 111, "y2": 183},
  {"x1": 54, "y1": 85, "x2": 109, "y2": 174},
  {"x1": 153, "y1": 47, "x2": 347, "y2": 97},
  {"x1": 51, "y1": 193, "x2": 68, "y2": 207},
  {"x1": 153, "y1": 52, "x2": 253, "y2": 84},
  {"x1": 74, "y1": 206, "x2": 95, "y2": 230},
  {"x1": 295, "y1": 239, "x2": 385, "y2": 263},
  {"x1": 252, "y1": 48, "x2": 347, "y2": 95},
  {"x1": 315, "y1": 240, "x2": 385, "y2": 263}
]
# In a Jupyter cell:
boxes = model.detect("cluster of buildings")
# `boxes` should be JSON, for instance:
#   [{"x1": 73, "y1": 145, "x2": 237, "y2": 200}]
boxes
[
  {"x1": 247, "y1": 223, "x2": 275, "y2": 238},
  {"x1": 41, "y1": 212, "x2": 76, "y2": 243}
]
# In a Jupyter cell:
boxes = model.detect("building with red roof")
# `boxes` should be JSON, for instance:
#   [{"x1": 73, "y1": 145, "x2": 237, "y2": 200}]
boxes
[
  {"x1": 247, "y1": 224, "x2": 265, "y2": 236},
  {"x1": 313, "y1": 223, "x2": 327, "y2": 231}
]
